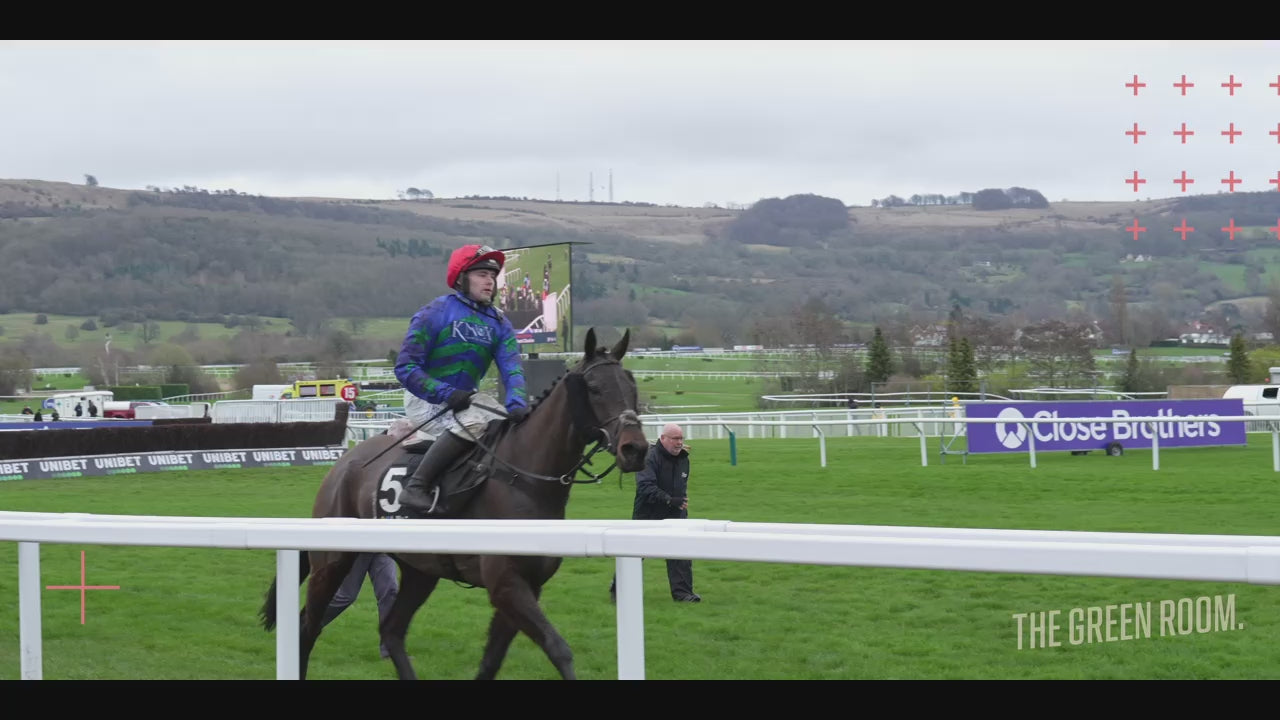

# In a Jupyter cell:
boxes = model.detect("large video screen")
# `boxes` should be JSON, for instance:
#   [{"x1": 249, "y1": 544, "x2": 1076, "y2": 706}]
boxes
[{"x1": 495, "y1": 242, "x2": 573, "y2": 354}]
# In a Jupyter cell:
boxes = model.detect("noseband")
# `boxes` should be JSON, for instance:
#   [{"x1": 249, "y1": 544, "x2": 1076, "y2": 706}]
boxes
[{"x1": 591, "y1": 409, "x2": 641, "y2": 457}]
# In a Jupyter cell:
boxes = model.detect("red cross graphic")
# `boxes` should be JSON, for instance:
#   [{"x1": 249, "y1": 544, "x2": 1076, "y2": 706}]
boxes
[
  {"x1": 1271, "y1": 75, "x2": 1280, "y2": 95},
  {"x1": 1270, "y1": 172, "x2": 1280, "y2": 191},
  {"x1": 1221, "y1": 123, "x2": 1243, "y2": 144},
  {"x1": 1221, "y1": 171, "x2": 1243, "y2": 192},
  {"x1": 1270, "y1": 124, "x2": 1280, "y2": 144},
  {"x1": 45, "y1": 551, "x2": 120, "y2": 625},
  {"x1": 1269, "y1": 219, "x2": 1280, "y2": 241},
  {"x1": 1125, "y1": 75, "x2": 1146, "y2": 95},
  {"x1": 1173, "y1": 219, "x2": 1195, "y2": 241},
  {"x1": 1174, "y1": 123, "x2": 1195, "y2": 144},
  {"x1": 1174, "y1": 75, "x2": 1195, "y2": 95},
  {"x1": 1125, "y1": 171, "x2": 1147, "y2": 193},
  {"x1": 1222, "y1": 218, "x2": 1243, "y2": 240},
  {"x1": 1125, "y1": 122, "x2": 1146, "y2": 144},
  {"x1": 1173, "y1": 171, "x2": 1195, "y2": 192},
  {"x1": 1125, "y1": 218, "x2": 1147, "y2": 240},
  {"x1": 1222, "y1": 74, "x2": 1242, "y2": 96}
]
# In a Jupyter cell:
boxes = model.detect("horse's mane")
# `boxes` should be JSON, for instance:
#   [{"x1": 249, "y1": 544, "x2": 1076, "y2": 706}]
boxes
[
  {"x1": 524, "y1": 349, "x2": 615, "y2": 416},
  {"x1": 527, "y1": 372, "x2": 565, "y2": 415}
]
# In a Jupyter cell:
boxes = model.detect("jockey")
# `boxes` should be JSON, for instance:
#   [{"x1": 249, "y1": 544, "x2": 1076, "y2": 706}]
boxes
[{"x1": 393, "y1": 243, "x2": 530, "y2": 515}]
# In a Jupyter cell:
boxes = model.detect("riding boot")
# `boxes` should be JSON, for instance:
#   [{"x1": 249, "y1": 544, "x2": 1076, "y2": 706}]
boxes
[{"x1": 398, "y1": 432, "x2": 475, "y2": 516}]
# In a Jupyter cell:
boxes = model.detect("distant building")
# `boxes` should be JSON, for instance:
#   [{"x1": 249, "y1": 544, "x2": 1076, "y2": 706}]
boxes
[
  {"x1": 910, "y1": 324, "x2": 948, "y2": 347},
  {"x1": 1177, "y1": 320, "x2": 1230, "y2": 346}
]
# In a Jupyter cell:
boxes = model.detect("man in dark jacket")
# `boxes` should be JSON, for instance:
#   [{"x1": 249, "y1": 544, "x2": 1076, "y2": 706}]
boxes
[{"x1": 610, "y1": 422, "x2": 700, "y2": 602}]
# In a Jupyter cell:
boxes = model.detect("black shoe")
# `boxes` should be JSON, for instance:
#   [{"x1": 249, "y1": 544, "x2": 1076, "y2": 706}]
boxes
[
  {"x1": 398, "y1": 481, "x2": 442, "y2": 515},
  {"x1": 674, "y1": 593, "x2": 701, "y2": 603}
]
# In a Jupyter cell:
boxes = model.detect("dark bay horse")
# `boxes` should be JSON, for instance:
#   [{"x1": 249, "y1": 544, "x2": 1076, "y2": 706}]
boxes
[{"x1": 259, "y1": 328, "x2": 649, "y2": 679}]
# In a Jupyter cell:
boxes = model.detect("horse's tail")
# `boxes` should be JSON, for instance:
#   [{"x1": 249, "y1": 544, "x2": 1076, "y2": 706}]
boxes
[{"x1": 259, "y1": 551, "x2": 312, "y2": 632}]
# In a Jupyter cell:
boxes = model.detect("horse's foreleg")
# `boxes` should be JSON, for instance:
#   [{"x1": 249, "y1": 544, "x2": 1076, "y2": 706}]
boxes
[
  {"x1": 484, "y1": 562, "x2": 576, "y2": 680},
  {"x1": 475, "y1": 609, "x2": 520, "y2": 680},
  {"x1": 382, "y1": 564, "x2": 438, "y2": 681}
]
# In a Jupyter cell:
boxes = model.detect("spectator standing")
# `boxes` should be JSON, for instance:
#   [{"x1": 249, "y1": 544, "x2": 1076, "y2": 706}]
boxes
[{"x1": 610, "y1": 423, "x2": 700, "y2": 603}]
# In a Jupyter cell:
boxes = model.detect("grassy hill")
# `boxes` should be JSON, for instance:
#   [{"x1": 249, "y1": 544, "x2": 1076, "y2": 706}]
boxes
[
  {"x1": 4, "y1": 178, "x2": 1280, "y2": 364},
  {"x1": 0, "y1": 178, "x2": 1153, "y2": 240}
]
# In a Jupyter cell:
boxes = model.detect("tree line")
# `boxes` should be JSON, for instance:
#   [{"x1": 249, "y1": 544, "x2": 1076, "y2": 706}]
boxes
[{"x1": 870, "y1": 187, "x2": 1048, "y2": 209}]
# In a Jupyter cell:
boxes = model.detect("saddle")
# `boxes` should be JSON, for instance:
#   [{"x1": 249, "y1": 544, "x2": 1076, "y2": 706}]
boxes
[{"x1": 375, "y1": 419, "x2": 511, "y2": 520}]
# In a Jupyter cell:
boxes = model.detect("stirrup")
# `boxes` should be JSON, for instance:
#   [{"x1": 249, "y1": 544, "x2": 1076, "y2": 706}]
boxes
[{"x1": 426, "y1": 485, "x2": 441, "y2": 515}]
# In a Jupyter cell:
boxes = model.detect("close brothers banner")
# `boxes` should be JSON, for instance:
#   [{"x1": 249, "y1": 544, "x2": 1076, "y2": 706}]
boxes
[
  {"x1": 965, "y1": 399, "x2": 1248, "y2": 454},
  {"x1": 0, "y1": 446, "x2": 348, "y2": 482}
]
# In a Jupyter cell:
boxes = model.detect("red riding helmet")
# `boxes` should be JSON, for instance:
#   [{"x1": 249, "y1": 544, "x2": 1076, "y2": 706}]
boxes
[{"x1": 446, "y1": 244, "x2": 506, "y2": 290}]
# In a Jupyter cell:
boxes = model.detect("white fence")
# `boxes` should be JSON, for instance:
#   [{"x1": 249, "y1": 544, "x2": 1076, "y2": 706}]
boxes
[
  {"x1": 640, "y1": 370, "x2": 832, "y2": 380},
  {"x1": 345, "y1": 408, "x2": 966, "y2": 444},
  {"x1": 656, "y1": 413, "x2": 1280, "y2": 472},
  {"x1": 645, "y1": 408, "x2": 957, "y2": 440},
  {"x1": 209, "y1": 399, "x2": 346, "y2": 424},
  {"x1": 164, "y1": 390, "x2": 243, "y2": 404},
  {"x1": 4, "y1": 511, "x2": 1280, "y2": 680}
]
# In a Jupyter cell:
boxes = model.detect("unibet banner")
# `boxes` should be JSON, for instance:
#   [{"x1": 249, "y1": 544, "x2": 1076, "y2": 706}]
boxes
[
  {"x1": 0, "y1": 446, "x2": 347, "y2": 482},
  {"x1": 965, "y1": 400, "x2": 1247, "y2": 454}
]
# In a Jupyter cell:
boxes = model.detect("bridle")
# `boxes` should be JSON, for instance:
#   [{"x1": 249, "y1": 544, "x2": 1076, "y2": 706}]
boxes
[
  {"x1": 578, "y1": 357, "x2": 641, "y2": 452},
  {"x1": 461, "y1": 357, "x2": 642, "y2": 485}
]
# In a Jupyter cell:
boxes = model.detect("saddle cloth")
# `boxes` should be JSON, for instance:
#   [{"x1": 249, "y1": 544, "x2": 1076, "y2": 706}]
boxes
[{"x1": 373, "y1": 419, "x2": 510, "y2": 520}]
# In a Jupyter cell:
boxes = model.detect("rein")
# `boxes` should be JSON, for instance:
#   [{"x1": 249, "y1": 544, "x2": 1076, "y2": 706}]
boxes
[
  {"x1": 465, "y1": 427, "x2": 616, "y2": 485},
  {"x1": 460, "y1": 361, "x2": 637, "y2": 486}
]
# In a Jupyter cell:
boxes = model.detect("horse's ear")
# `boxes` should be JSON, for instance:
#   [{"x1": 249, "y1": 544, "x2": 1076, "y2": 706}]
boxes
[
  {"x1": 610, "y1": 328, "x2": 630, "y2": 361},
  {"x1": 583, "y1": 327, "x2": 597, "y2": 361}
]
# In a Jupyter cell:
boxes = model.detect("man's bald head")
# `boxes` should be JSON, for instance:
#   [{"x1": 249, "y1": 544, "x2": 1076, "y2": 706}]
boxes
[{"x1": 659, "y1": 423, "x2": 685, "y2": 454}]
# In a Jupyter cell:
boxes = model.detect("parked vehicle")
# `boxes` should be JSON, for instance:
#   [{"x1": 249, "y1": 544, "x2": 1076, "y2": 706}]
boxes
[
  {"x1": 251, "y1": 379, "x2": 358, "y2": 402},
  {"x1": 42, "y1": 391, "x2": 113, "y2": 419},
  {"x1": 102, "y1": 401, "x2": 159, "y2": 420},
  {"x1": 251, "y1": 384, "x2": 294, "y2": 401},
  {"x1": 1221, "y1": 379, "x2": 1280, "y2": 416},
  {"x1": 287, "y1": 379, "x2": 359, "y2": 402}
]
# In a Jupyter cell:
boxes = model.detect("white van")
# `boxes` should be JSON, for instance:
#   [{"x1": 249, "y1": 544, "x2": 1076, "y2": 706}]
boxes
[
  {"x1": 42, "y1": 390, "x2": 114, "y2": 419},
  {"x1": 252, "y1": 384, "x2": 294, "y2": 401},
  {"x1": 1222, "y1": 383, "x2": 1280, "y2": 416}
]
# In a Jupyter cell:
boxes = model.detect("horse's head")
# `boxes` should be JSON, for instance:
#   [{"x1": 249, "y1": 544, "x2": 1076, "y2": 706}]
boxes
[{"x1": 566, "y1": 328, "x2": 648, "y2": 473}]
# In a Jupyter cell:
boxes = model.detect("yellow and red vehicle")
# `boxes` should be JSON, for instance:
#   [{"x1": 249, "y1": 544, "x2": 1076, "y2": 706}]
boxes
[{"x1": 283, "y1": 379, "x2": 359, "y2": 403}]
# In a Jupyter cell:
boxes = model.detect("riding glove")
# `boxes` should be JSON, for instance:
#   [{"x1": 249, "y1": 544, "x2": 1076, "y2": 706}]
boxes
[
  {"x1": 446, "y1": 389, "x2": 472, "y2": 412},
  {"x1": 508, "y1": 406, "x2": 530, "y2": 423}
]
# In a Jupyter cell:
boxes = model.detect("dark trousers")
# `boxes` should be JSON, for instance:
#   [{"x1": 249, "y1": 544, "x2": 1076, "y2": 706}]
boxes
[
  {"x1": 610, "y1": 558, "x2": 694, "y2": 599},
  {"x1": 321, "y1": 553, "x2": 399, "y2": 657}
]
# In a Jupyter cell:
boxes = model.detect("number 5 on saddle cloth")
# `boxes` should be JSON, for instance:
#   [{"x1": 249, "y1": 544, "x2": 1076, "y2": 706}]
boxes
[{"x1": 373, "y1": 419, "x2": 510, "y2": 520}]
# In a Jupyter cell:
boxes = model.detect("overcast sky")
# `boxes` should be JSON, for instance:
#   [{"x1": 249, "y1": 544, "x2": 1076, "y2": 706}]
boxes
[{"x1": 5, "y1": 39, "x2": 1280, "y2": 208}]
